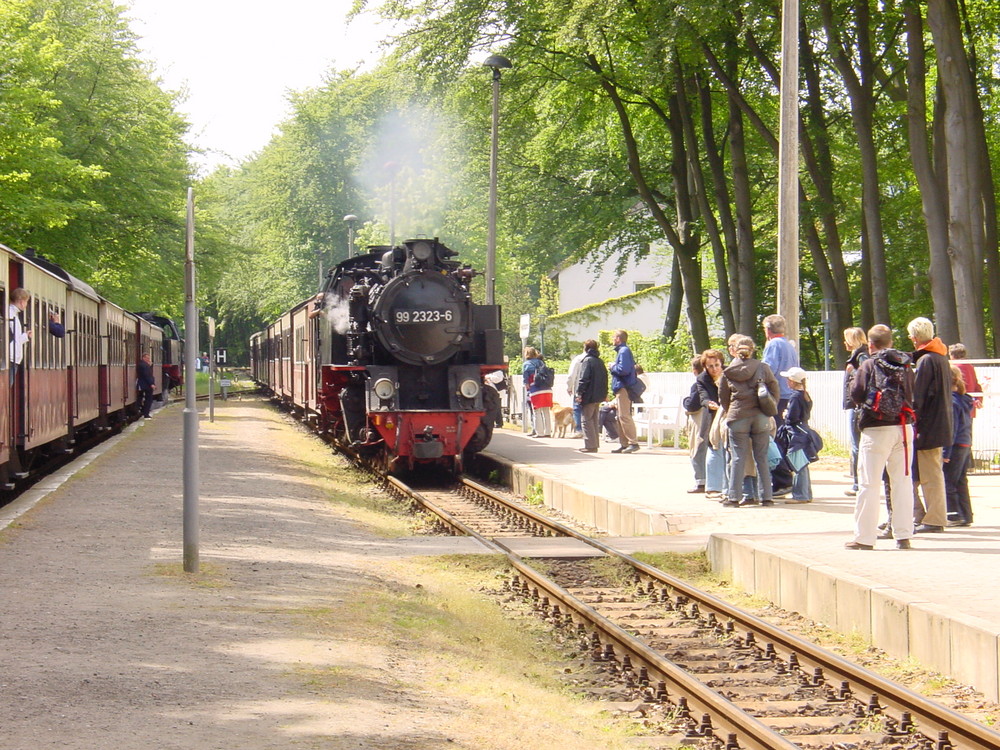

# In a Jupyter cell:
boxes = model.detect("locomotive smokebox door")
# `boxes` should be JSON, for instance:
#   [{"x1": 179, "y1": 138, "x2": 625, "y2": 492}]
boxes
[{"x1": 371, "y1": 273, "x2": 470, "y2": 365}]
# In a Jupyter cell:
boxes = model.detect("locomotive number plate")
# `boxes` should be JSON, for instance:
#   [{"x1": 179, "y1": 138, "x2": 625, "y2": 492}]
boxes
[{"x1": 394, "y1": 309, "x2": 454, "y2": 324}]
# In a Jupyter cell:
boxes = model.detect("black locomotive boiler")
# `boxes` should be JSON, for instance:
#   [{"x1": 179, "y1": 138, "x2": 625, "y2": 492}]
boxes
[{"x1": 252, "y1": 238, "x2": 506, "y2": 473}]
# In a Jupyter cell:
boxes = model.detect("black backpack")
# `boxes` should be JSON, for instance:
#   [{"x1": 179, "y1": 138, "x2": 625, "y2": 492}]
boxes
[
  {"x1": 532, "y1": 364, "x2": 554, "y2": 390},
  {"x1": 862, "y1": 357, "x2": 909, "y2": 421}
]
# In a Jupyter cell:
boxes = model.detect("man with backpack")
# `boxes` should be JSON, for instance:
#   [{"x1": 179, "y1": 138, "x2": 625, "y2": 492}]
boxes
[{"x1": 846, "y1": 324, "x2": 916, "y2": 550}]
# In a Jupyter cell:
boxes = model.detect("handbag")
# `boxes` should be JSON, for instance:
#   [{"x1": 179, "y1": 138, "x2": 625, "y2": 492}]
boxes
[
  {"x1": 757, "y1": 374, "x2": 778, "y2": 416},
  {"x1": 708, "y1": 407, "x2": 726, "y2": 450},
  {"x1": 786, "y1": 447, "x2": 809, "y2": 472},
  {"x1": 626, "y1": 376, "x2": 646, "y2": 404}
]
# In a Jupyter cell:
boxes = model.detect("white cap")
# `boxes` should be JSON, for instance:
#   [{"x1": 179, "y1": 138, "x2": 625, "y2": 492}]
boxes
[{"x1": 779, "y1": 366, "x2": 807, "y2": 383}]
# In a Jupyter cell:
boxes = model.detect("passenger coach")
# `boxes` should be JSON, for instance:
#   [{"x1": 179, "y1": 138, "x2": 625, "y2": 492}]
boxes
[{"x1": 0, "y1": 245, "x2": 166, "y2": 486}]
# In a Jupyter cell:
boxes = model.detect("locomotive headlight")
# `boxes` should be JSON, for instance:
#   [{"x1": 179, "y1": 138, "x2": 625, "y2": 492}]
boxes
[
  {"x1": 373, "y1": 377, "x2": 396, "y2": 400},
  {"x1": 411, "y1": 241, "x2": 434, "y2": 261},
  {"x1": 458, "y1": 378, "x2": 480, "y2": 399}
]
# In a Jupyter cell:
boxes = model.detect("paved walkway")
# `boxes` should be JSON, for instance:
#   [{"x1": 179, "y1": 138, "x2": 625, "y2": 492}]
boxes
[{"x1": 484, "y1": 429, "x2": 1000, "y2": 633}]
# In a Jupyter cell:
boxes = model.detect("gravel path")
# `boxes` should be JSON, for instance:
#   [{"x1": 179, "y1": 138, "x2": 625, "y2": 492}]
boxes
[{"x1": 0, "y1": 400, "x2": 501, "y2": 750}]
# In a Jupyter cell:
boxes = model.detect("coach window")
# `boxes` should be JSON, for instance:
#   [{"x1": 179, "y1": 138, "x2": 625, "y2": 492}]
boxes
[
  {"x1": 42, "y1": 300, "x2": 49, "y2": 368},
  {"x1": 34, "y1": 297, "x2": 43, "y2": 368},
  {"x1": 58, "y1": 306, "x2": 65, "y2": 368}
]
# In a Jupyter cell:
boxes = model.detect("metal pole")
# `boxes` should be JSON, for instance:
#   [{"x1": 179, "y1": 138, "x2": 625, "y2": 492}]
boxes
[
  {"x1": 483, "y1": 55, "x2": 510, "y2": 307},
  {"x1": 208, "y1": 318, "x2": 215, "y2": 424},
  {"x1": 776, "y1": 0, "x2": 800, "y2": 346},
  {"x1": 183, "y1": 187, "x2": 200, "y2": 573},
  {"x1": 486, "y1": 71, "x2": 501, "y2": 306},
  {"x1": 822, "y1": 299, "x2": 832, "y2": 371}
]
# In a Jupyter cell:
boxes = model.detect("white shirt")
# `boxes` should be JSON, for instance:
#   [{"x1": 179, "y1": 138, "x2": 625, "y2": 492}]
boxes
[
  {"x1": 567, "y1": 352, "x2": 586, "y2": 395},
  {"x1": 8, "y1": 303, "x2": 29, "y2": 365}
]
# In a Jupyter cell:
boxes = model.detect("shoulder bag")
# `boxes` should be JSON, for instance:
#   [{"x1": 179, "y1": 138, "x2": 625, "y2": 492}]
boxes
[{"x1": 757, "y1": 374, "x2": 778, "y2": 416}]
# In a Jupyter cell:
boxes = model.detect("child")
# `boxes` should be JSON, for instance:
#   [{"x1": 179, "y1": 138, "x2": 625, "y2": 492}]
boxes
[
  {"x1": 944, "y1": 366, "x2": 975, "y2": 526},
  {"x1": 779, "y1": 366, "x2": 816, "y2": 503}
]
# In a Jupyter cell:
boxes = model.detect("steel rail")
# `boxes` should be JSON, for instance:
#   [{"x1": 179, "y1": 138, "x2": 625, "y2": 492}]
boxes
[
  {"x1": 379, "y1": 470, "x2": 1000, "y2": 748},
  {"x1": 458, "y1": 476, "x2": 1000, "y2": 749},
  {"x1": 390, "y1": 476, "x2": 800, "y2": 749}
]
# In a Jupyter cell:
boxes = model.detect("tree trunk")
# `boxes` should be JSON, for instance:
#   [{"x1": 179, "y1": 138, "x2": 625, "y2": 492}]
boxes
[
  {"x1": 662, "y1": 253, "x2": 684, "y2": 338},
  {"x1": 714, "y1": 31, "x2": 853, "y2": 356},
  {"x1": 667, "y1": 91, "x2": 711, "y2": 352},
  {"x1": 585, "y1": 53, "x2": 710, "y2": 351},
  {"x1": 819, "y1": 0, "x2": 891, "y2": 324},
  {"x1": 926, "y1": 0, "x2": 987, "y2": 355},
  {"x1": 699, "y1": 74, "x2": 740, "y2": 338},
  {"x1": 728, "y1": 92, "x2": 757, "y2": 335},
  {"x1": 675, "y1": 67, "x2": 736, "y2": 337},
  {"x1": 903, "y1": 1, "x2": 959, "y2": 343}
]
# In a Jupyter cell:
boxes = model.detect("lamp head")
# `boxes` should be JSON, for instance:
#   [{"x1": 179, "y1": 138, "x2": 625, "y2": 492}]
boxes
[{"x1": 483, "y1": 54, "x2": 511, "y2": 79}]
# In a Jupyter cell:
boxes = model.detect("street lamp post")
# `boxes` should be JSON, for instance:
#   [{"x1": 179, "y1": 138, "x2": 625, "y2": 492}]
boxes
[
  {"x1": 344, "y1": 214, "x2": 358, "y2": 256},
  {"x1": 483, "y1": 54, "x2": 511, "y2": 307},
  {"x1": 776, "y1": 0, "x2": 800, "y2": 346}
]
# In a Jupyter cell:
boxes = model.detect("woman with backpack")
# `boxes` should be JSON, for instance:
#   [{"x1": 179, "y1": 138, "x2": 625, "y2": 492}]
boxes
[{"x1": 522, "y1": 346, "x2": 553, "y2": 438}]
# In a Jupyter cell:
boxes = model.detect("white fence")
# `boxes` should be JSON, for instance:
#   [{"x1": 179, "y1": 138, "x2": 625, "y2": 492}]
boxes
[{"x1": 505, "y1": 367, "x2": 1000, "y2": 471}]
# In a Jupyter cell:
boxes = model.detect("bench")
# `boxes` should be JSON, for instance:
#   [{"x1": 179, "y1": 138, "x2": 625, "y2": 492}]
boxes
[{"x1": 634, "y1": 395, "x2": 685, "y2": 449}]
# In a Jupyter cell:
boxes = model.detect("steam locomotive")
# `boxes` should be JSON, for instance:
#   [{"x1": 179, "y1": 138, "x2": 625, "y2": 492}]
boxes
[{"x1": 251, "y1": 238, "x2": 506, "y2": 473}]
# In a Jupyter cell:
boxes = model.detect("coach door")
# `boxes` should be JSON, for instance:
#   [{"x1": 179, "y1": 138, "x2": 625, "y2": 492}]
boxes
[{"x1": 0, "y1": 264, "x2": 9, "y2": 476}]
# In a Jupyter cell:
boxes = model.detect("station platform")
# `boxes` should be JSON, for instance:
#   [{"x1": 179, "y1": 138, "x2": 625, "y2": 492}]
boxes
[{"x1": 477, "y1": 428, "x2": 1000, "y2": 702}]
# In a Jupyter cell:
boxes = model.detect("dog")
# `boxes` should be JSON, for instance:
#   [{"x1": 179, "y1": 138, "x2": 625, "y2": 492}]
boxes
[{"x1": 551, "y1": 403, "x2": 576, "y2": 438}]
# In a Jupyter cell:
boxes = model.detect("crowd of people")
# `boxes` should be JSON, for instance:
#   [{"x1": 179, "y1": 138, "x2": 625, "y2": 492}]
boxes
[
  {"x1": 682, "y1": 315, "x2": 819, "y2": 507},
  {"x1": 519, "y1": 314, "x2": 982, "y2": 549},
  {"x1": 843, "y1": 318, "x2": 979, "y2": 550},
  {"x1": 522, "y1": 331, "x2": 644, "y2": 453}
]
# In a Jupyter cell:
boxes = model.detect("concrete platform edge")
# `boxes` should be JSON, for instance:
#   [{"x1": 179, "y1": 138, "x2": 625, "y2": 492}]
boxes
[
  {"x1": 707, "y1": 533, "x2": 1000, "y2": 701},
  {"x1": 471, "y1": 450, "x2": 675, "y2": 535}
]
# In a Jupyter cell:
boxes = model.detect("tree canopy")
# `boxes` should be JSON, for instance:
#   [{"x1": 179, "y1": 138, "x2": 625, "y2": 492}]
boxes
[{"x1": 4, "y1": 0, "x2": 1000, "y2": 368}]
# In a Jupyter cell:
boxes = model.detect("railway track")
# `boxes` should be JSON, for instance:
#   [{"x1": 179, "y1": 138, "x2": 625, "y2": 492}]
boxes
[{"x1": 378, "y1": 473, "x2": 1000, "y2": 750}]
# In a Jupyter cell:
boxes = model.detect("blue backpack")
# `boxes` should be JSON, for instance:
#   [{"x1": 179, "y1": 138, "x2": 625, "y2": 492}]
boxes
[{"x1": 533, "y1": 364, "x2": 554, "y2": 390}]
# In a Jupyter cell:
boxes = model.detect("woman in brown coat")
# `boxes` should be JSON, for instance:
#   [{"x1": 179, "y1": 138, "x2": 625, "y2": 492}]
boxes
[{"x1": 719, "y1": 335, "x2": 780, "y2": 507}]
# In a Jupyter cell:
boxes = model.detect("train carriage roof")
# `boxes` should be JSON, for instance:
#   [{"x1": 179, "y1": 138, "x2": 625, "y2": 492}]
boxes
[{"x1": 6, "y1": 246, "x2": 102, "y2": 302}]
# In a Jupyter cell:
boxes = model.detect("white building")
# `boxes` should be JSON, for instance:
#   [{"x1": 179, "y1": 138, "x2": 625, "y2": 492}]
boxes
[{"x1": 546, "y1": 247, "x2": 672, "y2": 344}]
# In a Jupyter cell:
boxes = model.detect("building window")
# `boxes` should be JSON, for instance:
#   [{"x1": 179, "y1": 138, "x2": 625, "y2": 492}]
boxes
[{"x1": 634, "y1": 282, "x2": 654, "y2": 292}]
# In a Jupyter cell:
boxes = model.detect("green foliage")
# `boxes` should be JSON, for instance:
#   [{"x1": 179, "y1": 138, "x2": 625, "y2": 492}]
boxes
[{"x1": 0, "y1": 0, "x2": 192, "y2": 314}]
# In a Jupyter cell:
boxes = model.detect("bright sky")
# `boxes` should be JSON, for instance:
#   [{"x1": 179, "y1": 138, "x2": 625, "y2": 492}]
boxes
[{"x1": 126, "y1": 0, "x2": 393, "y2": 173}]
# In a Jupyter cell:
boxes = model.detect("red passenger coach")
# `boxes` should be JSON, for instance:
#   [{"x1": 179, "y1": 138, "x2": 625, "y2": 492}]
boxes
[
  {"x1": 17, "y1": 260, "x2": 70, "y2": 452},
  {"x1": 0, "y1": 243, "x2": 169, "y2": 487}
]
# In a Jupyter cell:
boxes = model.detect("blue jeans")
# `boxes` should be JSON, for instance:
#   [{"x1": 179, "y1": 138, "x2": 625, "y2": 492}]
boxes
[
  {"x1": 573, "y1": 401, "x2": 582, "y2": 431},
  {"x1": 792, "y1": 464, "x2": 812, "y2": 501},
  {"x1": 944, "y1": 444, "x2": 972, "y2": 523},
  {"x1": 706, "y1": 445, "x2": 726, "y2": 492},
  {"x1": 727, "y1": 414, "x2": 773, "y2": 503}
]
